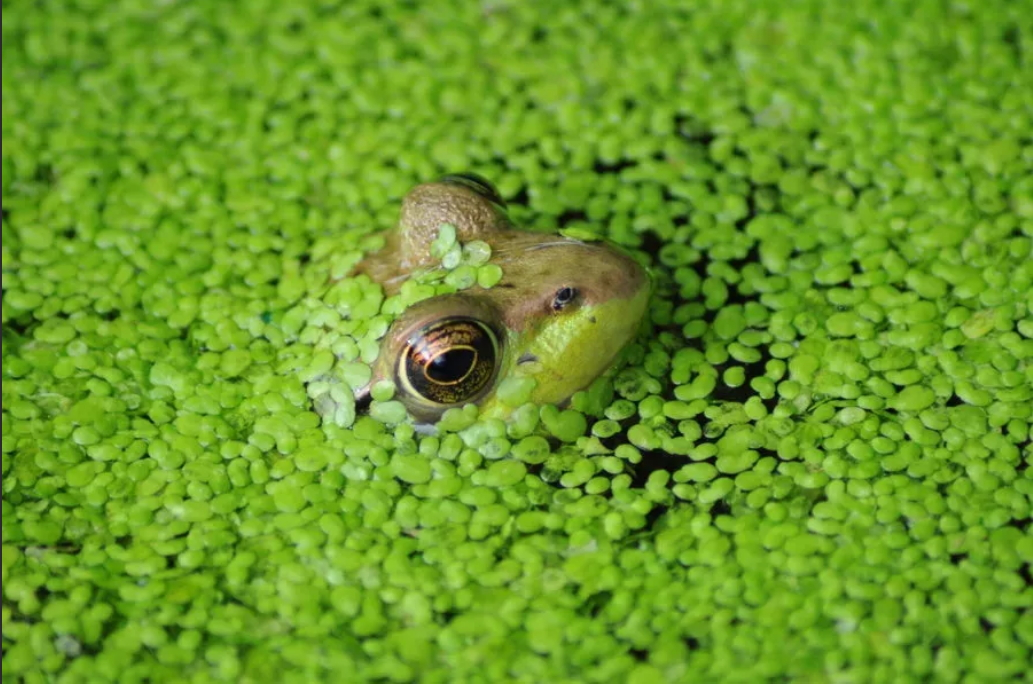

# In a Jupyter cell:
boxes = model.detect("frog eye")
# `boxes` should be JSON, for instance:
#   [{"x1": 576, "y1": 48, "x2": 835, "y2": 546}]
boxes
[
  {"x1": 397, "y1": 317, "x2": 500, "y2": 408},
  {"x1": 438, "y1": 172, "x2": 506, "y2": 207},
  {"x1": 551, "y1": 286, "x2": 579, "y2": 311}
]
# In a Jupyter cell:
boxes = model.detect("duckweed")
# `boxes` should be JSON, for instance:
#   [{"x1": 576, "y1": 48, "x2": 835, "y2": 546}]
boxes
[{"x1": 3, "y1": 0, "x2": 1032, "y2": 681}]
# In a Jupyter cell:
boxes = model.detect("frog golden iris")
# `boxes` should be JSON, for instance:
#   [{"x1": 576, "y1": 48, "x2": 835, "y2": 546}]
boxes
[
  {"x1": 353, "y1": 173, "x2": 651, "y2": 423},
  {"x1": 399, "y1": 315, "x2": 499, "y2": 406}
]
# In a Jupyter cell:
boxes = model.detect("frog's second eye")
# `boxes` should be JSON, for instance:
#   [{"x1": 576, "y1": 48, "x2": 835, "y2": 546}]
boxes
[
  {"x1": 551, "y1": 286, "x2": 579, "y2": 311},
  {"x1": 398, "y1": 317, "x2": 500, "y2": 407},
  {"x1": 438, "y1": 172, "x2": 506, "y2": 207}
]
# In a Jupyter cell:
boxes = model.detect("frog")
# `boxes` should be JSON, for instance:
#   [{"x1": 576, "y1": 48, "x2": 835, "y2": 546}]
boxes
[{"x1": 351, "y1": 173, "x2": 651, "y2": 423}]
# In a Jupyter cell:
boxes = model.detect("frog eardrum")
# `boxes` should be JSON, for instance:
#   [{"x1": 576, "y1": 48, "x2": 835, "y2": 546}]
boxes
[{"x1": 347, "y1": 172, "x2": 652, "y2": 424}]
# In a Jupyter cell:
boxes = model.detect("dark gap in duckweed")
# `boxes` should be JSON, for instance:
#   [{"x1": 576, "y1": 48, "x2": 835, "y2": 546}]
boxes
[
  {"x1": 668, "y1": 211, "x2": 690, "y2": 230},
  {"x1": 735, "y1": 185, "x2": 766, "y2": 231},
  {"x1": 592, "y1": 159, "x2": 636, "y2": 175},
  {"x1": 40, "y1": 543, "x2": 82, "y2": 556},
  {"x1": 505, "y1": 185, "x2": 530, "y2": 207},
  {"x1": 1014, "y1": 454, "x2": 1029, "y2": 478},
  {"x1": 1003, "y1": 529, "x2": 1031, "y2": 563},
  {"x1": 641, "y1": 499, "x2": 668, "y2": 530},
  {"x1": 5, "y1": 600, "x2": 42, "y2": 626},
  {"x1": 621, "y1": 444, "x2": 687, "y2": 485},
  {"x1": 555, "y1": 208, "x2": 588, "y2": 227},
  {"x1": 1018, "y1": 562, "x2": 1032, "y2": 588},
  {"x1": 673, "y1": 114, "x2": 716, "y2": 145},
  {"x1": 709, "y1": 500, "x2": 733, "y2": 518},
  {"x1": 710, "y1": 357, "x2": 772, "y2": 405},
  {"x1": 727, "y1": 244, "x2": 762, "y2": 272},
  {"x1": 634, "y1": 230, "x2": 667, "y2": 265},
  {"x1": 581, "y1": 590, "x2": 613, "y2": 618},
  {"x1": 3, "y1": 319, "x2": 31, "y2": 338},
  {"x1": 1000, "y1": 23, "x2": 1021, "y2": 51},
  {"x1": 628, "y1": 647, "x2": 649, "y2": 662},
  {"x1": 32, "y1": 163, "x2": 55, "y2": 185}
]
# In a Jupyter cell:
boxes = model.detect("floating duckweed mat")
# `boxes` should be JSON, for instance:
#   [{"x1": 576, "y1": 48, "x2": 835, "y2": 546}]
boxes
[{"x1": 3, "y1": 0, "x2": 1032, "y2": 681}]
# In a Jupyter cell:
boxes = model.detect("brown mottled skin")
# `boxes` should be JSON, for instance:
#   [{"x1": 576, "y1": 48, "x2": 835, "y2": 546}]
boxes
[{"x1": 354, "y1": 181, "x2": 647, "y2": 334}]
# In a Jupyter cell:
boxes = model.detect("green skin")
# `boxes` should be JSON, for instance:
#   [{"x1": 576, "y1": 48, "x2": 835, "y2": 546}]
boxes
[{"x1": 355, "y1": 178, "x2": 651, "y2": 423}]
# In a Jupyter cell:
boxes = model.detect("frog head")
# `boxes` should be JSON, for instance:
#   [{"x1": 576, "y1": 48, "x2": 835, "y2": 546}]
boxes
[{"x1": 352, "y1": 174, "x2": 651, "y2": 423}]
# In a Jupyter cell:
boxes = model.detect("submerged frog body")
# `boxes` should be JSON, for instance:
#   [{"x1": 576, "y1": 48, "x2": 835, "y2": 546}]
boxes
[{"x1": 354, "y1": 174, "x2": 650, "y2": 423}]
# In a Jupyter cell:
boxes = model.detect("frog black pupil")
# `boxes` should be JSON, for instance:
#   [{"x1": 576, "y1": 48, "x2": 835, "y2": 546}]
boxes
[{"x1": 428, "y1": 348, "x2": 476, "y2": 383}]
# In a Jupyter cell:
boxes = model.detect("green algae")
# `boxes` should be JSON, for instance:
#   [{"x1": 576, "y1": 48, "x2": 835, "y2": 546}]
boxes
[{"x1": 3, "y1": 0, "x2": 1033, "y2": 682}]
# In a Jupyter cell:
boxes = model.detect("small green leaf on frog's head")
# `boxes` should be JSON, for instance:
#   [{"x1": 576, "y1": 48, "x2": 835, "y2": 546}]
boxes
[
  {"x1": 430, "y1": 223, "x2": 458, "y2": 260},
  {"x1": 559, "y1": 227, "x2": 604, "y2": 242}
]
